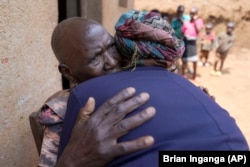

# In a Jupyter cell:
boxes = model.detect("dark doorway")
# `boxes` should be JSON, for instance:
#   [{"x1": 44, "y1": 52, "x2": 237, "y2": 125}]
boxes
[{"x1": 58, "y1": 0, "x2": 70, "y2": 89}]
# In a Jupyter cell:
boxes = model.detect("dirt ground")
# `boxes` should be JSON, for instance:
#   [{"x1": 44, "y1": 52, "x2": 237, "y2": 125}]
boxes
[{"x1": 187, "y1": 48, "x2": 250, "y2": 147}]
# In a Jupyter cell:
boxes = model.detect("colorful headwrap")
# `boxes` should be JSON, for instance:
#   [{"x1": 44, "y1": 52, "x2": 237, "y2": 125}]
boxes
[{"x1": 114, "y1": 10, "x2": 185, "y2": 70}]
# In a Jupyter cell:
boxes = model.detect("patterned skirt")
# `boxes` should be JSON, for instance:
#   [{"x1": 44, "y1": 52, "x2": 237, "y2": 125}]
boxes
[{"x1": 182, "y1": 37, "x2": 198, "y2": 62}]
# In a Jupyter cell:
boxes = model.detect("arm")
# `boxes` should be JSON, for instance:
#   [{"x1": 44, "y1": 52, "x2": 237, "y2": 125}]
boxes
[
  {"x1": 194, "y1": 17, "x2": 203, "y2": 34},
  {"x1": 55, "y1": 87, "x2": 155, "y2": 167},
  {"x1": 36, "y1": 90, "x2": 69, "y2": 167},
  {"x1": 215, "y1": 33, "x2": 223, "y2": 49},
  {"x1": 211, "y1": 34, "x2": 216, "y2": 50},
  {"x1": 181, "y1": 22, "x2": 186, "y2": 34},
  {"x1": 37, "y1": 107, "x2": 62, "y2": 167}
]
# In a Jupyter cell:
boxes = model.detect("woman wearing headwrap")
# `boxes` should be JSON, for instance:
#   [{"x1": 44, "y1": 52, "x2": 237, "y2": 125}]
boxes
[
  {"x1": 114, "y1": 10, "x2": 184, "y2": 70},
  {"x1": 59, "y1": 10, "x2": 248, "y2": 167}
]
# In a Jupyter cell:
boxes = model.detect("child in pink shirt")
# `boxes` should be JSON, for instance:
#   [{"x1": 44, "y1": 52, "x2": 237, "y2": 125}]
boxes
[
  {"x1": 181, "y1": 7, "x2": 204, "y2": 80},
  {"x1": 182, "y1": 17, "x2": 203, "y2": 38},
  {"x1": 198, "y1": 23, "x2": 216, "y2": 66}
]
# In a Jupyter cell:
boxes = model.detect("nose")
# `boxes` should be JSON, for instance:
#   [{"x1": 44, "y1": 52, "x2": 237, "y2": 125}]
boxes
[{"x1": 103, "y1": 52, "x2": 119, "y2": 71}]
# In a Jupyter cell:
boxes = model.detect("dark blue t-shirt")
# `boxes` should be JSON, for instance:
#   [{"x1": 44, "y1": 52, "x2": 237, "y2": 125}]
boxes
[{"x1": 58, "y1": 66, "x2": 249, "y2": 166}]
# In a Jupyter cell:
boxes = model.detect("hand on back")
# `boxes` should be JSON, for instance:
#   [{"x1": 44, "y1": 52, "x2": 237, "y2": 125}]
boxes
[{"x1": 56, "y1": 87, "x2": 155, "y2": 167}]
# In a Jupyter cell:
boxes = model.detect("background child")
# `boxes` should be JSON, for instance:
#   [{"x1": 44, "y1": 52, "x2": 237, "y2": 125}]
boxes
[
  {"x1": 198, "y1": 23, "x2": 215, "y2": 67},
  {"x1": 211, "y1": 22, "x2": 235, "y2": 76},
  {"x1": 181, "y1": 7, "x2": 204, "y2": 80},
  {"x1": 171, "y1": 5, "x2": 190, "y2": 40}
]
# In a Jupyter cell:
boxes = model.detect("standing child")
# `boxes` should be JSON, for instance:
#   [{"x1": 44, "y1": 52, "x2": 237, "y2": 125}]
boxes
[
  {"x1": 198, "y1": 23, "x2": 215, "y2": 67},
  {"x1": 211, "y1": 22, "x2": 235, "y2": 76},
  {"x1": 171, "y1": 5, "x2": 190, "y2": 74},
  {"x1": 171, "y1": 5, "x2": 190, "y2": 40},
  {"x1": 181, "y1": 7, "x2": 204, "y2": 80}
]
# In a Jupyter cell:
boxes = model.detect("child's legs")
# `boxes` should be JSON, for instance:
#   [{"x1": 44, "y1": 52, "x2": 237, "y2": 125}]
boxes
[
  {"x1": 203, "y1": 51, "x2": 209, "y2": 63},
  {"x1": 214, "y1": 52, "x2": 221, "y2": 71},
  {"x1": 181, "y1": 60, "x2": 188, "y2": 75},
  {"x1": 192, "y1": 61, "x2": 197, "y2": 79},
  {"x1": 219, "y1": 54, "x2": 228, "y2": 71},
  {"x1": 199, "y1": 50, "x2": 205, "y2": 62}
]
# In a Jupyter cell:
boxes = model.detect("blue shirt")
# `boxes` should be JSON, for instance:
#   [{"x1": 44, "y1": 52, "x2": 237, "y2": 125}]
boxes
[{"x1": 59, "y1": 66, "x2": 249, "y2": 166}]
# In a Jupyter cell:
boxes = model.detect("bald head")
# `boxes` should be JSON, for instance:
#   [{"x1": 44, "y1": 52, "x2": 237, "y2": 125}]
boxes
[
  {"x1": 51, "y1": 17, "x2": 100, "y2": 64},
  {"x1": 51, "y1": 17, "x2": 121, "y2": 84}
]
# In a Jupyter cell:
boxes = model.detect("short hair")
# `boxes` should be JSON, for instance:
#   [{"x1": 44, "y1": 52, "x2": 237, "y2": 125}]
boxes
[
  {"x1": 177, "y1": 5, "x2": 185, "y2": 12},
  {"x1": 190, "y1": 7, "x2": 198, "y2": 13}
]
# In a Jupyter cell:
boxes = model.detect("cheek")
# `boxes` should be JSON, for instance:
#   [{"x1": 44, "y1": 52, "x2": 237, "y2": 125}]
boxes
[
  {"x1": 112, "y1": 51, "x2": 122, "y2": 65},
  {"x1": 82, "y1": 64, "x2": 105, "y2": 80}
]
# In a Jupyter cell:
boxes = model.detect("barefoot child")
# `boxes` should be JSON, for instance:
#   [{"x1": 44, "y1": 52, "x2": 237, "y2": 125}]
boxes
[
  {"x1": 212, "y1": 22, "x2": 235, "y2": 76},
  {"x1": 181, "y1": 7, "x2": 204, "y2": 80},
  {"x1": 199, "y1": 23, "x2": 215, "y2": 67}
]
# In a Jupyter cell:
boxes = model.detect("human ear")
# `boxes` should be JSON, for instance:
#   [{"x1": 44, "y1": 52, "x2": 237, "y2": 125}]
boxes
[{"x1": 58, "y1": 64, "x2": 78, "y2": 84}]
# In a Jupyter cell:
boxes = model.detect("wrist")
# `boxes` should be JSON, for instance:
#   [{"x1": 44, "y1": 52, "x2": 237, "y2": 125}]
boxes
[{"x1": 56, "y1": 145, "x2": 102, "y2": 167}]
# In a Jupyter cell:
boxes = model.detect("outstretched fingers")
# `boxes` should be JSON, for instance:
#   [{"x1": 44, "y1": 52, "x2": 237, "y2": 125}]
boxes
[
  {"x1": 110, "y1": 136, "x2": 155, "y2": 158},
  {"x1": 75, "y1": 97, "x2": 95, "y2": 125},
  {"x1": 93, "y1": 87, "x2": 136, "y2": 118},
  {"x1": 102, "y1": 87, "x2": 137, "y2": 114},
  {"x1": 103, "y1": 92, "x2": 150, "y2": 126},
  {"x1": 92, "y1": 87, "x2": 150, "y2": 125},
  {"x1": 113, "y1": 106, "x2": 156, "y2": 136}
]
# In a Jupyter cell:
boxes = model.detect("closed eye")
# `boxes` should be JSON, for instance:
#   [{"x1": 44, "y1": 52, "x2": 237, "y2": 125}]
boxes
[
  {"x1": 90, "y1": 55, "x2": 102, "y2": 66},
  {"x1": 108, "y1": 42, "x2": 117, "y2": 51}
]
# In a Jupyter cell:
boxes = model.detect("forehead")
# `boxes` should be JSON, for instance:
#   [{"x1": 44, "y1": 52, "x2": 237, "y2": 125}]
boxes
[
  {"x1": 67, "y1": 23, "x2": 112, "y2": 51},
  {"x1": 85, "y1": 24, "x2": 110, "y2": 41},
  {"x1": 75, "y1": 24, "x2": 113, "y2": 56},
  {"x1": 79, "y1": 24, "x2": 113, "y2": 52}
]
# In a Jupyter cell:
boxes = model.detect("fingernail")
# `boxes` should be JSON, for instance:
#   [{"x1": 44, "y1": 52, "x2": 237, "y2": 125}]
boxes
[
  {"x1": 127, "y1": 87, "x2": 136, "y2": 94},
  {"x1": 87, "y1": 97, "x2": 94, "y2": 103},
  {"x1": 146, "y1": 107, "x2": 156, "y2": 116},
  {"x1": 145, "y1": 136, "x2": 154, "y2": 145},
  {"x1": 140, "y1": 92, "x2": 150, "y2": 100}
]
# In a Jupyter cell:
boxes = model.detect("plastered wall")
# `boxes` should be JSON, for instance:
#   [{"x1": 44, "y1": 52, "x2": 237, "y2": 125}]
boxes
[
  {"x1": 102, "y1": 0, "x2": 134, "y2": 35},
  {"x1": 0, "y1": 0, "x2": 60, "y2": 166},
  {"x1": 0, "y1": 0, "x2": 135, "y2": 166}
]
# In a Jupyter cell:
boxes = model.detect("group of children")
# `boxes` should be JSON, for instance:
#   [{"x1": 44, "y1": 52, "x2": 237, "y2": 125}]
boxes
[
  {"x1": 167, "y1": 5, "x2": 236, "y2": 79},
  {"x1": 199, "y1": 21, "x2": 235, "y2": 77}
]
